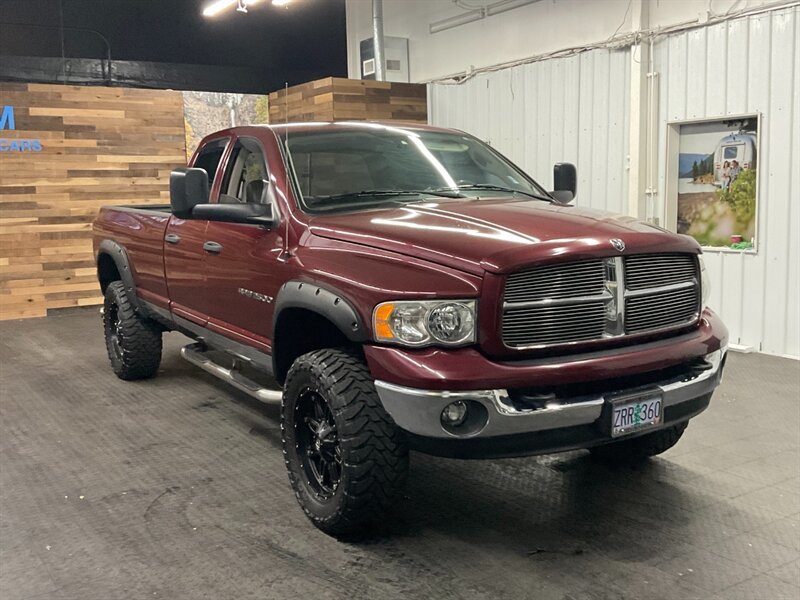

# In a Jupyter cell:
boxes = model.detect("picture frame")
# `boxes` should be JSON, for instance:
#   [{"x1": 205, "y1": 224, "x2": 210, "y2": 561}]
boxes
[{"x1": 664, "y1": 113, "x2": 762, "y2": 254}]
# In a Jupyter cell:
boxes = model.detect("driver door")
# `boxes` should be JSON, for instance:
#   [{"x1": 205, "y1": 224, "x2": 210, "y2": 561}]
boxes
[{"x1": 203, "y1": 136, "x2": 286, "y2": 353}]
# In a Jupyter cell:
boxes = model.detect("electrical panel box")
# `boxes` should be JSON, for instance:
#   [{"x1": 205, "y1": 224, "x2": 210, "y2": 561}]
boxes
[{"x1": 359, "y1": 36, "x2": 410, "y2": 83}]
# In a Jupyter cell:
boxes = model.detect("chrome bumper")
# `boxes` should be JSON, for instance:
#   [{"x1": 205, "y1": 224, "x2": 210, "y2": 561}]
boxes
[{"x1": 374, "y1": 349, "x2": 726, "y2": 439}]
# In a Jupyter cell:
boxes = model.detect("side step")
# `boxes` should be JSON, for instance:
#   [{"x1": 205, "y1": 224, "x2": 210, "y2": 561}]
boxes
[{"x1": 180, "y1": 343, "x2": 282, "y2": 404}]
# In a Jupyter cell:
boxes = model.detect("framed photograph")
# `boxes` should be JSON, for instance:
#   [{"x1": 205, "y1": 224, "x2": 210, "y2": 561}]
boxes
[{"x1": 665, "y1": 115, "x2": 760, "y2": 252}]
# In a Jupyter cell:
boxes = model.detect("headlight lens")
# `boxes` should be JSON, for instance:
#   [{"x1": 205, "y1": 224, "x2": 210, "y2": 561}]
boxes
[
  {"x1": 699, "y1": 255, "x2": 711, "y2": 310},
  {"x1": 373, "y1": 300, "x2": 477, "y2": 346}
]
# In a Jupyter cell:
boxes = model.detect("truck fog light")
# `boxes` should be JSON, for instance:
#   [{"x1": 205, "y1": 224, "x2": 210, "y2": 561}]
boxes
[{"x1": 441, "y1": 401, "x2": 468, "y2": 426}]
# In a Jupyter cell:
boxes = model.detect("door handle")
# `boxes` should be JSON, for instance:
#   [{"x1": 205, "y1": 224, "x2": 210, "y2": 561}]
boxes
[
  {"x1": 203, "y1": 241, "x2": 223, "y2": 254},
  {"x1": 165, "y1": 233, "x2": 181, "y2": 244}
]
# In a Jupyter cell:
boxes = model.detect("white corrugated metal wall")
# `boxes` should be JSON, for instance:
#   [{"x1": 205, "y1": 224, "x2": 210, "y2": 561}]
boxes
[
  {"x1": 652, "y1": 6, "x2": 799, "y2": 357},
  {"x1": 428, "y1": 49, "x2": 631, "y2": 214},
  {"x1": 429, "y1": 6, "x2": 799, "y2": 358}
]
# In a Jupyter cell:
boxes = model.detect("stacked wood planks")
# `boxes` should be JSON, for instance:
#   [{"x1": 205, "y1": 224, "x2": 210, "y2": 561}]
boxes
[
  {"x1": 0, "y1": 83, "x2": 186, "y2": 320},
  {"x1": 268, "y1": 77, "x2": 427, "y2": 124}
]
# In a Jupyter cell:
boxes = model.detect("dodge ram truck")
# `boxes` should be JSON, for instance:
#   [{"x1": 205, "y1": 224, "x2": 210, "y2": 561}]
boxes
[{"x1": 93, "y1": 122, "x2": 728, "y2": 536}]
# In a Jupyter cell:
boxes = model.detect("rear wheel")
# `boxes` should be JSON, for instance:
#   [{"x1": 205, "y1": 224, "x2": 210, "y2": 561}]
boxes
[
  {"x1": 590, "y1": 422, "x2": 688, "y2": 462},
  {"x1": 282, "y1": 348, "x2": 409, "y2": 537},
  {"x1": 103, "y1": 281, "x2": 162, "y2": 380}
]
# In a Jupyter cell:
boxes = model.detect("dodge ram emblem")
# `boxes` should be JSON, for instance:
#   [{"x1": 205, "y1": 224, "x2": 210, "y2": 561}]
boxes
[{"x1": 610, "y1": 238, "x2": 626, "y2": 252}]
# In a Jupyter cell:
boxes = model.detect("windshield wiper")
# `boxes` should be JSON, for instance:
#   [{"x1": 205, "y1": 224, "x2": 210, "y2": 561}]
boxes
[
  {"x1": 309, "y1": 189, "x2": 463, "y2": 204},
  {"x1": 434, "y1": 184, "x2": 553, "y2": 202}
]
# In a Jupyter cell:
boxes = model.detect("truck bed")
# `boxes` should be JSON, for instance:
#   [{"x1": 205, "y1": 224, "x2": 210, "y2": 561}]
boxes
[{"x1": 93, "y1": 205, "x2": 172, "y2": 305}]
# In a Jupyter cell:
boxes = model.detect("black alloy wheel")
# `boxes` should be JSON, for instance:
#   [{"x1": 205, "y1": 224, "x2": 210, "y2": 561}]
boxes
[{"x1": 295, "y1": 388, "x2": 342, "y2": 498}]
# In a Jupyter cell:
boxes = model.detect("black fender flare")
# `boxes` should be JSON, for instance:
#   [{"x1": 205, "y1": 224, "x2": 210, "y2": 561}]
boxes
[
  {"x1": 272, "y1": 280, "x2": 368, "y2": 343},
  {"x1": 96, "y1": 239, "x2": 147, "y2": 316}
]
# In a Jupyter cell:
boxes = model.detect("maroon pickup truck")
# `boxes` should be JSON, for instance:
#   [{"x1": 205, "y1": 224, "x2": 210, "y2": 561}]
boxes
[{"x1": 93, "y1": 122, "x2": 728, "y2": 536}]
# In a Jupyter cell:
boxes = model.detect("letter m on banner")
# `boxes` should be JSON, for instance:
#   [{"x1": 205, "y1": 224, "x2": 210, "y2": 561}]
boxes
[{"x1": 0, "y1": 106, "x2": 15, "y2": 130}]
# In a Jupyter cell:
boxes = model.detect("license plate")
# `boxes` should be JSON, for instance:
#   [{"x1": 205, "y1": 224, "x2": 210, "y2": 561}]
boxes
[{"x1": 610, "y1": 392, "x2": 663, "y2": 437}]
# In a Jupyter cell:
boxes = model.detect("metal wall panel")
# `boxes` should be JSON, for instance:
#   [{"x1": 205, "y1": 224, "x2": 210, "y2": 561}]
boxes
[
  {"x1": 653, "y1": 6, "x2": 799, "y2": 356},
  {"x1": 429, "y1": 6, "x2": 798, "y2": 357},
  {"x1": 428, "y1": 48, "x2": 631, "y2": 213}
]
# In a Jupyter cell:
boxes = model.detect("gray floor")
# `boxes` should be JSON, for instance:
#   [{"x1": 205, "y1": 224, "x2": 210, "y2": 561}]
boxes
[{"x1": 0, "y1": 309, "x2": 798, "y2": 600}]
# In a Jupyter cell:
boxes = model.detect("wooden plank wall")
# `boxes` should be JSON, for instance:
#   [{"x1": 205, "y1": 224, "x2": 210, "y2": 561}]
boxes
[
  {"x1": 268, "y1": 77, "x2": 427, "y2": 123},
  {"x1": 0, "y1": 83, "x2": 186, "y2": 320}
]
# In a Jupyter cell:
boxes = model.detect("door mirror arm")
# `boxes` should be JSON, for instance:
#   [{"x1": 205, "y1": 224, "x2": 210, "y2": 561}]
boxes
[{"x1": 190, "y1": 202, "x2": 278, "y2": 227}]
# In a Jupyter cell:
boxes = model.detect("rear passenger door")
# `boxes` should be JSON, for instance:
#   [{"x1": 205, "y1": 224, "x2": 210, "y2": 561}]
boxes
[
  {"x1": 202, "y1": 136, "x2": 286, "y2": 353},
  {"x1": 164, "y1": 136, "x2": 229, "y2": 325}
]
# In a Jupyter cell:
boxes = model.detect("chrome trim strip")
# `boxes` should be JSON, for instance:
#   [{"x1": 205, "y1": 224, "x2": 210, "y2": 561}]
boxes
[
  {"x1": 624, "y1": 279, "x2": 697, "y2": 298},
  {"x1": 504, "y1": 292, "x2": 610, "y2": 310}
]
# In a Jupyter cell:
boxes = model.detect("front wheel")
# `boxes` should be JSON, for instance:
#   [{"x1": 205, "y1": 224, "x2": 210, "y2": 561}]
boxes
[
  {"x1": 590, "y1": 422, "x2": 688, "y2": 463},
  {"x1": 281, "y1": 349, "x2": 409, "y2": 537}
]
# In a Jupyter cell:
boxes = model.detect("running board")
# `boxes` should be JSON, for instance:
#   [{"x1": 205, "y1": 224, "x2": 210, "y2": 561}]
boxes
[{"x1": 180, "y1": 343, "x2": 282, "y2": 404}]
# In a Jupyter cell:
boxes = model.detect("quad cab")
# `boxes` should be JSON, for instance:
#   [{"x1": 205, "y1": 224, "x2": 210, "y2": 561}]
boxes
[{"x1": 93, "y1": 122, "x2": 728, "y2": 536}]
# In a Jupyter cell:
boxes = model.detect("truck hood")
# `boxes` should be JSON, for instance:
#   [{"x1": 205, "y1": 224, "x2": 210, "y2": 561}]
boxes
[{"x1": 307, "y1": 198, "x2": 699, "y2": 276}]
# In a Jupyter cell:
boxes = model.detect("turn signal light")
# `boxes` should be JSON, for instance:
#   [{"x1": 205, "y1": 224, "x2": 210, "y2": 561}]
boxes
[{"x1": 374, "y1": 303, "x2": 396, "y2": 340}]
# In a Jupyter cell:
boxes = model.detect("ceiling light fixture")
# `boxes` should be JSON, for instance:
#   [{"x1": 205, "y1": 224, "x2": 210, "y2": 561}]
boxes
[
  {"x1": 202, "y1": 0, "x2": 263, "y2": 17},
  {"x1": 203, "y1": 0, "x2": 236, "y2": 16},
  {"x1": 272, "y1": 0, "x2": 291, "y2": 5}
]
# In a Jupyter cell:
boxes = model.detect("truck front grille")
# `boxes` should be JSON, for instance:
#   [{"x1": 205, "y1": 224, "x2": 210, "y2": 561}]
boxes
[{"x1": 501, "y1": 254, "x2": 700, "y2": 349}]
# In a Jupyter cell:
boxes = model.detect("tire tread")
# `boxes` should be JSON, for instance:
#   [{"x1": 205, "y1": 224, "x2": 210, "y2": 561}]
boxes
[
  {"x1": 103, "y1": 281, "x2": 162, "y2": 381},
  {"x1": 282, "y1": 348, "x2": 409, "y2": 536}
]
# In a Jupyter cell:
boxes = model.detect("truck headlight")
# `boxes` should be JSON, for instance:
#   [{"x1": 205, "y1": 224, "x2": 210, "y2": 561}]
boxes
[
  {"x1": 699, "y1": 255, "x2": 711, "y2": 311},
  {"x1": 373, "y1": 300, "x2": 476, "y2": 347}
]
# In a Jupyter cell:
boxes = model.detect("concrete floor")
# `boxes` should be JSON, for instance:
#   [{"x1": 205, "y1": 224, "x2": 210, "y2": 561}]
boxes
[{"x1": 0, "y1": 309, "x2": 798, "y2": 600}]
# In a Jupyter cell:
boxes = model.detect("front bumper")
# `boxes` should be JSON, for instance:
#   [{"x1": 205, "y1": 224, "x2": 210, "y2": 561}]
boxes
[{"x1": 374, "y1": 348, "x2": 726, "y2": 458}]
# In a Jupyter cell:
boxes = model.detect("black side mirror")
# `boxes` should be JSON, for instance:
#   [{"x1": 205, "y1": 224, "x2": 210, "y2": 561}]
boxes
[
  {"x1": 552, "y1": 162, "x2": 577, "y2": 203},
  {"x1": 170, "y1": 168, "x2": 209, "y2": 217},
  {"x1": 191, "y1": 202, "x2": 277, "y2": 227}
]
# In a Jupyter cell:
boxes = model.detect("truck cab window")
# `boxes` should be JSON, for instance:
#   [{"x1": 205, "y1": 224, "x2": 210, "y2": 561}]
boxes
[
  {"x1": 220, "y1": 139, "x2": 270, "y2": 204},
  {"x1": 193, "y1": 139, "x2": 228, "y2": 189}
]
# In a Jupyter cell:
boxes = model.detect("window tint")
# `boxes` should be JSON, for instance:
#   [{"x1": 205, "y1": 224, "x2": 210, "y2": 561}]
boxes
[
  {"x1": 220, "y1": 138, "x2": 270, "y2": 204},
  {"x1": 282, "y1": 127, "x2": 548, "y2": 213},
  {"x1": 193, "y1": 139, "x2": 227, "y2": 187},
  {"x1": 291, "y1": 151, "x2": 374, "y2": 197}
]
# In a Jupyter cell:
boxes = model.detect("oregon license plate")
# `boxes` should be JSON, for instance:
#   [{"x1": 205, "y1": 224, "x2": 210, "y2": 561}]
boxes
[{"x1": 610, "y1": 392, "x2": 663, "y2": 437}]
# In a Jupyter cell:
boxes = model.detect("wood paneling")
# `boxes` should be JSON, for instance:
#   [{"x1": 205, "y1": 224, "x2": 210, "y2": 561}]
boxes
[
  {"x1": 0, "y1": 83, "x2": 186, "y2": 320},
  {"x1": 268, "y1": 77, "x2": 427, "y2": 124}
]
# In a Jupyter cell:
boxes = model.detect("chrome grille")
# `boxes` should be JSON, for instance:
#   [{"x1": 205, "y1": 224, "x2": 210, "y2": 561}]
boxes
[
  {"x1": 503, "y1": 303, "x2": 607, "y2": 346},
  {"x1": 625, "y1": 254, "x2": 697, "y2": 290},
  {"x1": 625, "y1": 286, "x2": 699, "y2": 333},
  {"x1": 501, "y1": 254, "x2": 700, "y2": 348},
  {"x1": 504, "y1": 261, "x2": 605, "y2": 302}
]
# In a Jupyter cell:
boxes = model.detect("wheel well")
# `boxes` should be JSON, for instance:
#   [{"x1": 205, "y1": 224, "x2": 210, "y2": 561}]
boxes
[
  {"x1": 97, "y1": 253, "x2": 121, "y2": 293},
  {"x1": 273, "y1": 308, "x2": 356, "y2": 384}
]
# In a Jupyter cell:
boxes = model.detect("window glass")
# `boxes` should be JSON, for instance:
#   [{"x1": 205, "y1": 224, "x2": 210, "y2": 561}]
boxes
[
  {"x1": 193, "y1": 139, "x2": 227, "y2": 187},
  {"x1": 282, "y1": 126, "x2": 549, "y2": 213},
  {"x1": 220, "y1": 138, "x2": 269, "y2": 204},
  {"x1": 723, "y1": 146, "x2": 739, "y2": 159}
]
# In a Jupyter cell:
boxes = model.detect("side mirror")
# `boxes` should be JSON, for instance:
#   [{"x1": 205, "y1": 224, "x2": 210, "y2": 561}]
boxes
[
  {"x1": 191, "y1": 202, "x2": 277, "y2": 226},
  {"x1": 170, "y1": 168, "x2": 209, "y2": 217},
  {"x1": 551, "y1": 162, "x2": 577, "y2": 203}
]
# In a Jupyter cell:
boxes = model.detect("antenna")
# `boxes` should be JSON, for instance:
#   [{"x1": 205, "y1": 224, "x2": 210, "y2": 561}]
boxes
[
  {"x1": 284, "y1": 81, "x2": 289, "y2": 147},
  {"x1": 280, "y1": 82, "x2": 292, "y2": 263}
]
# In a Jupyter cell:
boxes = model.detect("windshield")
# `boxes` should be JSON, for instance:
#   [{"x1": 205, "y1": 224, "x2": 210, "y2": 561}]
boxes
[{"x1": 280, "y1": 125, "x2": 551, "y2": 213}]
